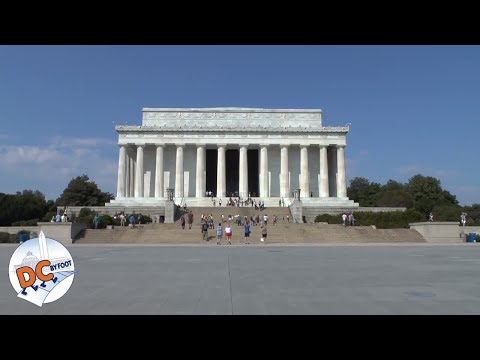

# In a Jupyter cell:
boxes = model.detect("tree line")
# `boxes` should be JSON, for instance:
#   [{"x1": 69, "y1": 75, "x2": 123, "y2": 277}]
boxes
[
  {"x1": 0, "y1": 175, "x2": 113, "y2": 226},
  {"x1": 347, "y1": 174, "x2": 480, "y2": 225},
  {"x1": 0, "y1": 173, "x2": 478, "y2": 226}
]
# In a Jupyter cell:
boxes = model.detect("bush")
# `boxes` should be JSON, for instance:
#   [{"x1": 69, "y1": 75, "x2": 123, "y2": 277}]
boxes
[
  {"x1": 314, "y1": 209, "x2": 424, "y2": 229},
  {"x1": 142, "y1": 215, "x2": 152, "y2": 224},
  {"x1": 11, "y1": 218, "x2": 39, "y2": 226},
  {"x1": 0, "y1": 232, "x2": 12, "y2": 243},
  {"x1": 79, "y1": 207, "x2": 94, "y2": 217},
  {"x1": 42, "y1": 211, "x2": 56, "y2": 222},
  {"x1": 99, "y1": 215, "x2": 112, "y2": 228}
]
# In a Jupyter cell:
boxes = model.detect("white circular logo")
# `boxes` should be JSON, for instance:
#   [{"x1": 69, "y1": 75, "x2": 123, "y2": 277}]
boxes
[{"x1": 8, "y1": 231, "x2": 75, "y2": 307}]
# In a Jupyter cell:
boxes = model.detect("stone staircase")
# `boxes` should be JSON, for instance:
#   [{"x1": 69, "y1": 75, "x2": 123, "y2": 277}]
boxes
[
  {"x1": 76, "y1": 218, "x2": 426, "y2": 244},
  {"x1": 175, "y1": 205, "x2": 292, "y2": 225},
  {"x1": 179, "y1": 197, "x2": 290, "y2": 208}
]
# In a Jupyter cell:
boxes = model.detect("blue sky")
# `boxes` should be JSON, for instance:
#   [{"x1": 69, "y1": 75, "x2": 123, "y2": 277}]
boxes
[{"x1": 0, "y1": 45, "x2": 479, "y2": 205}]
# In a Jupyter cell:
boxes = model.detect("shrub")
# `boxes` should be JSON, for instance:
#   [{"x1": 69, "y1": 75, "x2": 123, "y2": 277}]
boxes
[
  {"x1": 314, "y1": 209, "x2": 424, "y2": 229},
  {"x1": 0, "y1": 232, "x2": 12, "y2": 243},
  {"x1": 42, "y1": 211, "x2": 56, "y2": 222},
  {"x1": 79, "y1": 208, "x2": 94, "y2": 217},
  {"x1": 142, "y1": 215, "x2": 152, "y2": 224},
  {"x1": 99, "y1": 215, "x2": 112, "y2": 228},
  {"x1": 11, "y1": 219, "x2": 39, "y2": 226}
]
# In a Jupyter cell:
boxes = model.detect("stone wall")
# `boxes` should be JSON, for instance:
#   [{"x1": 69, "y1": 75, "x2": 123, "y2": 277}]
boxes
[
  {"x1": 61, "y1": 206, "x2": 165, "y2": 218},
  {"x1": 38, "y1": 222, "x2": 86, "y2": 245},
  {"x1": 0, "y1": 226, "x2": 39, "y2": 235},
  {"x1": 409, "y1": 222, "x2": 463, "y2": 243}
]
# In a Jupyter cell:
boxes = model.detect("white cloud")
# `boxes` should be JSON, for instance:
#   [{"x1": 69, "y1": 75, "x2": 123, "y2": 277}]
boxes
[
  {"x1": 49, "y1": 136, "x2": 116, "y2": 148},
  {"x1": 394, "y1": 164, "x2": 460, "y2": 181},
  {"x1": 0, "y1": 136, "x2": 118, "y2": 200}
]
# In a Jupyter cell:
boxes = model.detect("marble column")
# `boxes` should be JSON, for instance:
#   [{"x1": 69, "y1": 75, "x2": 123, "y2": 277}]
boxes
[
  {"x1": 129, "y1": 153, "x2": 135, "y2": 198},
  {"x1": 300, "y1": 145, "x2": 310, "y2": 199},
  {"x1": 280, "y1": 145, "x2": 289, "y2": 198},
  {"x1": 155, "y1": 145, "x2": 164, "y2": 198},
  {"x1": 196, "y1": 145, "x2": 206, "y2": 198},
  {"x1": 336, "y1": 145, "x2": 347, "y2": 198},
  {"x1": 175, "y1": 145, "x2": 184, "y2": 198},
  {"x1": 259, "y1": 145, "x2": 269, "y2": 198},
  {"x1": 125, "y1": 149, "x2": 130, "y2": 197},
  {"x1": 116, "y1": 145, "x2": 126, "y2": 198},
  {"x1": 217, "y1": 145, "x2": 226, "y2": 198},
  {"x1": 134, "y1": 145, "x2": 144, "y2": 198},
  {"x1": 319, "y1": 145, "x2": 329, "y2": 198},
  {"x1": 239, "y1": 145, "x2": 248, "y2": 198}
]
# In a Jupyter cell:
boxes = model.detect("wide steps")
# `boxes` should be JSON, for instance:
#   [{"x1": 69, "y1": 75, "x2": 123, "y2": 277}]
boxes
[{"x1": 77, "y1": 223, "x2": 426, "y2": 244}]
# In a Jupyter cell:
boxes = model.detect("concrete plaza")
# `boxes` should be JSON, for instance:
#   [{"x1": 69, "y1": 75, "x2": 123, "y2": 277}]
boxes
[{"x1": 1, "y1": 244, "x2": 480, "y2": 314}]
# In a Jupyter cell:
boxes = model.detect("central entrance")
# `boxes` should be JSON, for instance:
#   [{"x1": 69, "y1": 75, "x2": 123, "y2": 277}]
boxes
[
  {"x1": 205, "y1": 148, "x2": 259, "y2": 198},
  {"x1": 225, "y1": 150, "x2": 239, "y2": 196}
]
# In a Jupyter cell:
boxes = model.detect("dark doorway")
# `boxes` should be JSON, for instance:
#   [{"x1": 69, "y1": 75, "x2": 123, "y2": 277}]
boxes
[
  {"x1": 226, "y1": 150, "x2": 239, "y2": 196},
  {"x1": 206, "y1": 149, "x2": 217, "y2": 195},
  {"x1": 247, "y1": 149, "x2": 259, "y2": 196}
]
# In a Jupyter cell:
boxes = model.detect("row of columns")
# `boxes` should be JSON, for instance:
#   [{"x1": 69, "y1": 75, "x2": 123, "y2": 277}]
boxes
[{"x1": 116, "y1": 144, "x2": 347, "y2": 199}]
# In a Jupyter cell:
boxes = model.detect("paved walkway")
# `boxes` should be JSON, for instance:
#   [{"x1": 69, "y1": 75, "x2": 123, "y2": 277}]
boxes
[{"x1": 2, "y1": 244, "x2": 480, "y2": 314}]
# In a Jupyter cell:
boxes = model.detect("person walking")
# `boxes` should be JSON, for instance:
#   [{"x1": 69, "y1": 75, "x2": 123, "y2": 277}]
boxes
[
  {"x1": 181, "y1": 214, "x2": 186, "y2": 230},
  {"x1": 261, "y1": 225, "x2": 267, "y2": 243}
]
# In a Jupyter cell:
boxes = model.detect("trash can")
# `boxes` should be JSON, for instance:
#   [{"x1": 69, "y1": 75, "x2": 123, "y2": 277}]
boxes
[
  {"x1": 467, "y1": 233, "x2": 477, "y2": 243},
  {"x1": 19, "y1": 233, "x2": 27, "y2": 244}
]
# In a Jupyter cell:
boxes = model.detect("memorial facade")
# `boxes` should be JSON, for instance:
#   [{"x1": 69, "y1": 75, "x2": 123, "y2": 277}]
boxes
[{"x1": 111, "y1": 107, "x2": 357, "y2": 207}]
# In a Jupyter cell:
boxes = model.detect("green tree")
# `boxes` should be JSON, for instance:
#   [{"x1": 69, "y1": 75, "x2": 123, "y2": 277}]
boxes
[
  {"x1": 56, "y1": 174, "x2": 114, "y2": 206},
  {"x1": 461, "y1": 204, "x2": 480, "y2": 226},
  {"x1": 432, "y1": 204, "x2": 463, "y2": 222},
  {"x1": 382, "y1": 180, "x2": 405, "y2": 192},
  {"x1": 377, "y1": 189, "x2": 414, "y2": 208},
  {"x1": 347, "y1": 177, "x2": 382, "y2": 207},
  {"x1": 0, "y1": 190, "x2": 49, "y2": 226},
  {"x1": 405, "y1": 174, "x2": 457, "y2": 214}
]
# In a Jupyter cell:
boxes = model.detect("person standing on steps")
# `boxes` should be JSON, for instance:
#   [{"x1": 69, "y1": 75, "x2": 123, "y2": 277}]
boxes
[
  {"x1": 93, "y1": 213, "x2": 100, "y2": 229},
  {"x1": 188, "y1": 210, "x2": 194, "y2": 229},
  {"x1": 244, "y1": 220, "x2": 251, "y2": 244},
  {"x1": 202, "y1": 220, "x2": 209, "y2": 241},
  {"x1": 216, "y1": 223, "x2": 223, "y2": 244},
  {"x1": 225, "y1": 224, "x2": 232, "y2": 244}
]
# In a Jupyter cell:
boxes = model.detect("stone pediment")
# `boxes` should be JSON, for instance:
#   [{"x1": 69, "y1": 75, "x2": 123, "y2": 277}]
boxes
[{"x1": 141, "y1": 107, "x2": 323, "y2": 129}]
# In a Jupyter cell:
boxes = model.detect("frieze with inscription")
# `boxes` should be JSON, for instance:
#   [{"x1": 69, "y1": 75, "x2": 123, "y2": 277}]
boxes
[{"x1": 141, "y1": 108, "x2": 323, "y2": 129}]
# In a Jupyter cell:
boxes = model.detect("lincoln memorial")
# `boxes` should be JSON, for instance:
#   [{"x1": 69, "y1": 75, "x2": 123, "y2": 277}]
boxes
[{"x1": 109, "y1": 107, "x2": 358, "y2": 209}]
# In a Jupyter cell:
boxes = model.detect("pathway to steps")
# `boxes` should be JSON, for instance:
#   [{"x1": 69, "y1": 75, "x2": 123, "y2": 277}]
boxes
[{"x1": 2, "y1": 245, "x2": 479, "y2": 314}]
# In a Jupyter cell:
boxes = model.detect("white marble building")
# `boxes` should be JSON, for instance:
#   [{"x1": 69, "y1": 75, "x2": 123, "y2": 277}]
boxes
[{"x1": 109, "y1": 107, "x2": 358, "y2": 208}]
